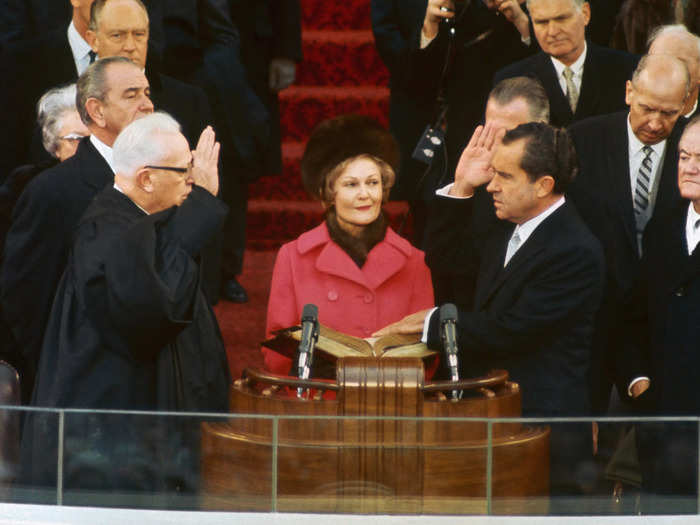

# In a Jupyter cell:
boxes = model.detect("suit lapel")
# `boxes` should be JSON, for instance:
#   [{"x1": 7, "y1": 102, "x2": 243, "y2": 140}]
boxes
[
  {"x1": 654, "y1": 122, "x2": 683, "y2": 218},
  {"x1": 474, "y1": 224, "x2": 512, "y2": 309},
  {"x1": 534, "y1": 53, "x2": 573, "y2": 126},
  {"x1": 76, "y1": 138, "x2": 114, "y2": 191},
  {"x1": 575, "y1": 43, "x2": 601, "y2": 120},
  {"x1": 607, "y1": 113, "x2": 638, "y2": 254}
]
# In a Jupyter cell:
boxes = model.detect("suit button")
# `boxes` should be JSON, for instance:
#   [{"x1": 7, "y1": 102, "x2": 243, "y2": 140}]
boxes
[
  {"x1": 364, "y1": 293, "x2": 373, "y2": 304},
  {"x1": 328, "y1": 290, "x2": 338, "y2": 301},
  {"x1": 675, "y1": 287, "x2": 685, "y2": 297}
]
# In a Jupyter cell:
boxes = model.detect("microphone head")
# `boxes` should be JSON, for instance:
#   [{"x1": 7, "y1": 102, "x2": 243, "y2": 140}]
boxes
[
  {"x1": 439, "y1": 303, "x2": 458, "y2": 324},
  {"x1": 301, "y1": 303, "x2": 318, "y2": 322}
]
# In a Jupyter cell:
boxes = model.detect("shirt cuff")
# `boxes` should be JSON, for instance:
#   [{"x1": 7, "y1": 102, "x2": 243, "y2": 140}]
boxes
[
  {"x1": 435, "y1": 183, "x2": 474, "y2": 199},
  {"x1": 521, "y1": 35, "x2": 531, "y2": 46},
  {"x1": 628, "y1": 376, "x2": 650, "y2": 397},
  {"x1": 421, "y1": 307, "x2": 439, "y2": 343}
]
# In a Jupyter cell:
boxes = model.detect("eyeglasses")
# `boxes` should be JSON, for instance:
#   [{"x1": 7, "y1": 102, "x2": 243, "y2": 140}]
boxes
[
  {"x1": 60, "y1": 133, "x2": 87, "y2": 142},
  {"x1": 144, "y1": 160, "x2": 193, "y2": 177},
  {"x1": 145, "y1": 165, "x2": 189, "y2": 174}
]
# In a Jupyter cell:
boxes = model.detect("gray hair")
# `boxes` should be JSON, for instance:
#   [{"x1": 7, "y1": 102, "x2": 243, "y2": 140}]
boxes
[
  {"x1": 36, "y1": 84, "x2": 79, "y2": 158},
  {"x1": 113, "y1": 111, "x2": 182, "y2": 176},
  {"x1": 489, "y1": 76, "x2": 550, "y2": 123},
  {"x1": 89, "y1": 0, "x2": 149, "y2": 32},
  {"x1": 76, "y1": 55, "x2": 136, "y2": 126},
  {"x1": 527, "y1": 0, "x2": 585, "y2": 10},
  {"x1": 647, "y1": 24, "x2": 700, "y2": 57}
]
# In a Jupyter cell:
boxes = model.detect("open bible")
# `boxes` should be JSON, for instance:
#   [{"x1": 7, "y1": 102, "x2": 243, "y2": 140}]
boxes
[{"x1": 262, "y1": 323, "x2": 436, "y2": 361}]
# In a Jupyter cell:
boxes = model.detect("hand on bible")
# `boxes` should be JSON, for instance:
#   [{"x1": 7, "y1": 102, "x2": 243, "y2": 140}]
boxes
[
  {"x1": 450, "y1": 123, "x2": 504, "y2": 198},
  {"x1": 192, "y1": 126, "x2": 220, "y2": 196},
  {"x1": 372, "y1": 309, "x2": 432, "y2": 337}
]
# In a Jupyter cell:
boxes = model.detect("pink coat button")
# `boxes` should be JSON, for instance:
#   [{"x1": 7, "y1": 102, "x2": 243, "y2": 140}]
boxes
[
  {"x1": 364, "y1": 293, "x2": 373, "y2": 303},
  {"x1": 327, "y1": 290, "x2": 338, "y2": 301}
]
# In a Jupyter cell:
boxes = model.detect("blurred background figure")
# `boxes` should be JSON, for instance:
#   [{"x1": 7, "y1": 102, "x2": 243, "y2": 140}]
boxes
[
  {"x1": 0, "y1": 83, "x2": 88, "y2": 258},
  {"x1": 610, "y1": 0, "x2": 674, "y2": 54}
]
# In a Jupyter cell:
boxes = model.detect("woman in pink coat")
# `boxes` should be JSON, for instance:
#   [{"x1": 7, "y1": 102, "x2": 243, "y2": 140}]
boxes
[{"x1": 264, "y1": 115, "x2": 434, "y2": 375}]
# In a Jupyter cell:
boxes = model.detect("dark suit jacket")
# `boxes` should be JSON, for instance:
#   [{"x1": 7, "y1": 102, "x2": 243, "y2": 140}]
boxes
[
  {"x1": 568, "y1": 111, "x2": 684, "y2": 411},
  {"x1": 425, "y1": 197, "x2": 605, "y2": 416},
  {"x1": 0, "y1": 138, "x2": 113, "y2": 402},
  {"x1": 494, "y1": 42, "x2": 638, "y2": 128},
  {"x1": 620, "y1": 202, "x2": 700, "y2": 414}
]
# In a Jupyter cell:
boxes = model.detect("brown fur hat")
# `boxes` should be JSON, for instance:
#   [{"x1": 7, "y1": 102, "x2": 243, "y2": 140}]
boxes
[{"x1": 300, "y1": 114, "x2": 400, "y2": 201}]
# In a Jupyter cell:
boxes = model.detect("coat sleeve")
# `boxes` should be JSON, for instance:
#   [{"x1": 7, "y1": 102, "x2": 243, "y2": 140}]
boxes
[
  {"x1": 272, "y1": 0, "x2": 302, "y2": 61},
  {"x1": 81, "y1": 187, "x2": 227, "y2": 362},
  {"x1": 0, "y1": 174, "x2": 67, "y2": 368}
]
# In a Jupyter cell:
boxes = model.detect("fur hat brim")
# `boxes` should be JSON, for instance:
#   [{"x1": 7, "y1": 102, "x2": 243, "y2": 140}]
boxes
[{"x1": 300, "y1": 114, "x2": 399, "y2": 200}]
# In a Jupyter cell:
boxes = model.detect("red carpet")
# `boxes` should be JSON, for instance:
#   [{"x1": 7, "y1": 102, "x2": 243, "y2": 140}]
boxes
[{"x1": 216, "y1": 0, "x2": 396, "y2": 378}]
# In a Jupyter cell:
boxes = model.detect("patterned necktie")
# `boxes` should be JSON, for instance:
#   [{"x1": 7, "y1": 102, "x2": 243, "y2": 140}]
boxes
[
  {"x1": 504, "y1": 230, "x2": 521, "y2": 267},
  {"x1": 563, "y1": 67, "x2": 579, "y2": 113},
  {"x1": 634, "y1": 146, "x2": 654, "y2": 230}
]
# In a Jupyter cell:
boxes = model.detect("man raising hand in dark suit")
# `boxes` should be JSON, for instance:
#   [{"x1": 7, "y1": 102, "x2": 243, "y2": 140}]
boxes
[{"x1": 376, "y1": 122, "x2": 605, "y2": 497}]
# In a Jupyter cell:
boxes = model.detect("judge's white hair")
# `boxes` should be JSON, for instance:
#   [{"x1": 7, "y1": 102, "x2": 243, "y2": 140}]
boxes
[
  {"x1": 527, "y1": 0, "x2": 585, "y2": 10},
  {"x1": 113, "y1": 112, "x2": 182, "y2": 177}
]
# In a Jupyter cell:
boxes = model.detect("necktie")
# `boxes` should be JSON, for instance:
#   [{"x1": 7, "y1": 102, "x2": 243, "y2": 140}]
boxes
[
  {"x1": 634, "y1": 146, "x2": 653, "y2": 231},
  {"x1": 89, "y1": 50, "x2": 97, "y2": 64},
  {"x1": 504, "y1": 230, "x2": 521, "y2": 267},
  {"x1": 563, "y1": 67, "x2": 579, "y2": 113}
]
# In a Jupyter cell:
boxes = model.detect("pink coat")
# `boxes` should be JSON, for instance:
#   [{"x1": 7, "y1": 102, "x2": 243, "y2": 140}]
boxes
[{"x1": 264, "y1": 222, "x2": 434, "y2": 374}]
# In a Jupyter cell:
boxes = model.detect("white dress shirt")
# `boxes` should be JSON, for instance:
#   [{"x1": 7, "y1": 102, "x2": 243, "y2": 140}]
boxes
[
  {"x1": 67, "y1": 21, "x2": 93, "y2": 76},
  {"x1": 550, "y1": 43, "x2": 586, "y2": 98},
  {"x1": 686, "y1": 202, "x2": 700, "y2": 255},
  {"x1": 90, "y1": 135, "x2": 117, "y2": 174}
]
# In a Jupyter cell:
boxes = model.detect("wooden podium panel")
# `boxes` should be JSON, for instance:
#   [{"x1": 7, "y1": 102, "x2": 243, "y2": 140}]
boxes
[{"x1": 201, "y1": 358, "x2": 549, "y2": 514}]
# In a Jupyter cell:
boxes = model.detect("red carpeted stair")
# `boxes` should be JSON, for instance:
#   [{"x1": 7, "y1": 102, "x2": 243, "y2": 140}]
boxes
[{"x1": 216, "y1": 0, "x2": 400, "y2": 379}]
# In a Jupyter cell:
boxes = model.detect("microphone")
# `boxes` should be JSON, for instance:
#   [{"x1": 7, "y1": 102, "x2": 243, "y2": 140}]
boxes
[
  {"x1": 440, "y1": 303, "x2": 462, "y2": 399},
  {"x1": 297, "y1": 304, "x2": 319, "y2": 398}
]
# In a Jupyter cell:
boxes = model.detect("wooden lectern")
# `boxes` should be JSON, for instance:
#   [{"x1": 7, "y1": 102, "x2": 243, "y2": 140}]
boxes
[{"x1": 201, "y1": 358, "x2": 549, "y2": 514}]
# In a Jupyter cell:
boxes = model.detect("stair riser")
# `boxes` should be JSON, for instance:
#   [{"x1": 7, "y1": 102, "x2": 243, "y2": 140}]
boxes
[{"x1": 297, "y1": 32, "x2": 389, "y2": 87}]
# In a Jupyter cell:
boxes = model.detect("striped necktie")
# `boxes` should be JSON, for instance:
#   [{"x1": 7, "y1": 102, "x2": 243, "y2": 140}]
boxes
[{"x1": 634, "y1": 145, "x2": 653, "y2": 232}]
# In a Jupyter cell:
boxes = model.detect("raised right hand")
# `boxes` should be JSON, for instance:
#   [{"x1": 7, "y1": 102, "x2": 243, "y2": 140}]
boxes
[{"x1": 450, "y1": 123, "x2": 505, "y2": 197}]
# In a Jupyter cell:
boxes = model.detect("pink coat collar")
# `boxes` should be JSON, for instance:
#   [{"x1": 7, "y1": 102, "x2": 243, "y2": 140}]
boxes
[{"x1": 296, "y1": 222, "x2": 415, "y2": 289}]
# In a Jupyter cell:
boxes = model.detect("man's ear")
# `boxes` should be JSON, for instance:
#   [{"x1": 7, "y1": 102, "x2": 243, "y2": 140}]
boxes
[
  {"x1": 136, "y1": 168, "x2": 154, "y2": 193},
  {"x1": 536, "y1": 175, "x2": 555, "y2": 197},
  {"x1": 625, "y1": 80, "x2": 633, "y2": 107},
  {"x1": 85, "y1": 30, "x2": 98, "y2": 52},
  {"x1": 85, "y1": 98, "x2": 105, "y2": 128}
]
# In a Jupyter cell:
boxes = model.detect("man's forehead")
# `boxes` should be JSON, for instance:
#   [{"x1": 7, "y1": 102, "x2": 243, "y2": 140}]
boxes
[
  {"x1": 529, "y1": 0, "x2": 579, "y2": 16},
  {"x1": 97, "y1": 0, "x2": 149, "y2": 29},
  {"x1": 104, "y1": 63, "x2": 149, "y2": 89},
  {"x1": 681, "y1": 126, "x2": 700, "y2": 151}
]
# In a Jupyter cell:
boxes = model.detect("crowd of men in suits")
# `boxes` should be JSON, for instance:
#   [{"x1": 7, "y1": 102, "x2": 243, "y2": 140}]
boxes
[
  {"x1": 0, "y1": 0, "x2": 301, "y2": 398},
  {"x1": 372, "y1": 0, "x2": 700, "y2": 509}
]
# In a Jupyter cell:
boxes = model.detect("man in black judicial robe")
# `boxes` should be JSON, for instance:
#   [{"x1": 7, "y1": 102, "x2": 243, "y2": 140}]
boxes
[
  {"x1": 20, "y1": 112, "x2": 230, "y2": 504},
  {"x1": 0, "y1": 57, "x2": 155, "y2": 405}
]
